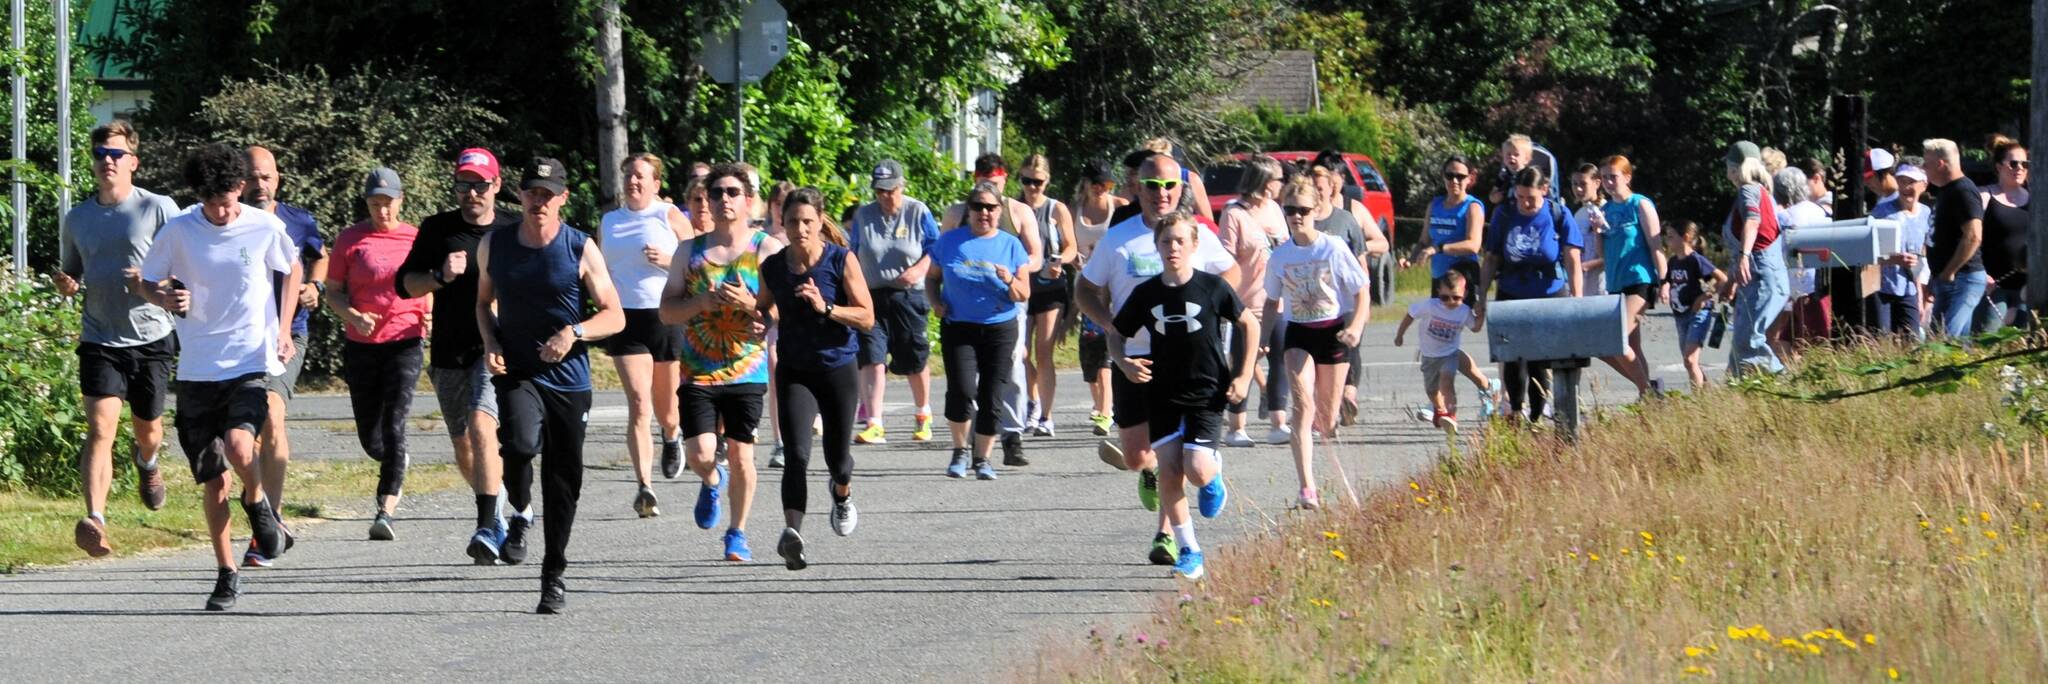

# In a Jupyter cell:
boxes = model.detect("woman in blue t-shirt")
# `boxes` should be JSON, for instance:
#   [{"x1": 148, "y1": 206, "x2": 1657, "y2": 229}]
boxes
[
  {"x1": 758, "y1": 188, "x2": 875, "y2": 570},
  {"x1": 1476, "y1": 166, "x2": 1583, "y2": 423},
  {"x1": 1590, "y1": 155, "x2": 1663, "y2": 397},
  {"x1": 1404, "y1": 156, "x2": 1487, "y2": 300},
  {"x1": 928, "y1": 184, "x2": 1031, "y2": 481}
]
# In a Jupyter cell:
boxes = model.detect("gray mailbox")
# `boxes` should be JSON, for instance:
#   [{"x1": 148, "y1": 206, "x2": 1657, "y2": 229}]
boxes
[
  {"x1": 1484, "y1": 294, "x2": 1630, "y2": 439},
  {"x1": 1780, "y1": 217, "x2": 1902, "y2": 269}
]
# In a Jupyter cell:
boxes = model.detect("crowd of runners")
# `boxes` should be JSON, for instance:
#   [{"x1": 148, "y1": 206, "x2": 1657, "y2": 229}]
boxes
[{"x1": 54, "y1": 117, "x2": 2029, "y2": 612}]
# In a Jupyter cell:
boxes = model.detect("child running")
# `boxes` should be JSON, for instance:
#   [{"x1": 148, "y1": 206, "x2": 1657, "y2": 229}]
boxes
[
  {"x1": 1394, "y1": 270, "x2": 1490, "y2": 433},
  {"x1": 1109, "y1": 211, "x2": 1256, "y2": 580},
  {"x1": 1660, "y1": 220, "x2": 1722, "y2": 390}
]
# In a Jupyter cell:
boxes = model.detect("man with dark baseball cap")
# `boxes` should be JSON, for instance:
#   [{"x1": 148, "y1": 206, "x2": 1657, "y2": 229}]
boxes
[{"x1": 847, "y1": 159, "x2": 940, "y2": 446}]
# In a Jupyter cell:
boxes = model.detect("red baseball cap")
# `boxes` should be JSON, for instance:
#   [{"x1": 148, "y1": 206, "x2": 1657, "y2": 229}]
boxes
[{"x1": 456, "y1": 147, "x2": 500, "y2": 180}]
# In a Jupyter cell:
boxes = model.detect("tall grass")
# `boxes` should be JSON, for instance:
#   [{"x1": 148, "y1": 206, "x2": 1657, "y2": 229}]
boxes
[{"x1": 1035, "y1": 340, "x2": 2048, "y2": 682}]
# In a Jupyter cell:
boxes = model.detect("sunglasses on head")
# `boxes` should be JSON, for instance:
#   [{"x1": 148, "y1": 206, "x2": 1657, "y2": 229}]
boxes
[
  {"x1": 2005, "y1": 160, "x2": 2032, "y2": 170},
  {"x1": 1140, "y1": 178, "x2": 1181, "y2": 191},
  {"x1": 1019, "y1": 177, "x2": 1046, "y2": 188},
  {"x1": 92, "y1": 146, "x2": 130, "y2": 162},
  {"x1": 1282, "y1": 205, "x2": 1315, "y2": 217},
  {"x1": 969, "y1": 201, "x2": 1001, "y2": 212},
  {"x1": 453, "y1": 180, "x2": 493, "y2": 195},
  {"x1": 710, "y1": 186, "x2": 746, "y2": 199}
]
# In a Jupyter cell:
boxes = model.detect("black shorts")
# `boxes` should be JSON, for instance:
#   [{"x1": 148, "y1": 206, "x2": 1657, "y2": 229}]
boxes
[
  {"x1": 1147, "y1": 402, "x2": 1224, "y2": 452},
  {"x1": 1616, "y1": 283, "x2": 1658, "y2": 312},
  {"x1": 1027, "y1": 273, "x2": 1071, "y2": 315},
  {"x1": 857, "y1": 288, "x2": 932, "y2": 375},
  {"x1": 1110, "y1": 357, "x2": 1151, "y2": 429},
  {"x1": 1284, "y1": 319, "x2": 1353, "y2": 365},
  {"x1": 680, "y1": 382, "x2": 767, "y2": 443},
  {"x1": 174, "y1": 373, "x2": 269, "y2": 484},
  {"x1": 604, "y1": 308, "x2": 685, "y2": 361},
  {"x1": 78, "y1": 335, "x2": 176, "y2": 420},
  {"x1": 1079, "y1": 328, "x2": 1109, "y2": 379}
]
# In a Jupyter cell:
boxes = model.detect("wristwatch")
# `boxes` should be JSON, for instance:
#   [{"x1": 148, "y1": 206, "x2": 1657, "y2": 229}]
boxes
[
  {"x1": 312, "y1": 281, "x2": 327, "y2": 296},
  {"x1": 431, "y1": 268, "x2": 450, "y2": 286},
  {"x1": 823, "y1": 302, "x2": 836, "y2": 318},
  {"x1": 572, "y1": 323, "x2": 586, "y2": 341}
]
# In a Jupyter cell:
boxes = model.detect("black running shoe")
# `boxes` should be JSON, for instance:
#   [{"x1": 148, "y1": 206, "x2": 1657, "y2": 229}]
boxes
[
  {"x1": 660, "y1": 438, "x2": 683, "y2": 479},
  {"x1": 242, "y1": 498, "x2": 285, "y2": 560},
  {"x1": 536, "y1": 574, "x2": 566, "y2": 615},
  {"x1": 503, "y1": 516, "x2": 531, "y2": 565},
  {"x1": 1001, "y1": 432, "x2": 1029, "y2": 467},
  {"x1": 204, "y1": 568, "x2": 240, "y2": 611},
  {"x1": 777, "y1": 527, "x2": 808, "y2": 571}
]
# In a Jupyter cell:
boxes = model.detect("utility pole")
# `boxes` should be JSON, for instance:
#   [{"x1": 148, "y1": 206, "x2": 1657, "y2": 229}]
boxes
[
  {"x1": 2030, "y1": 0, "x2": 2048, "y2": 311},
  {"x1": 11, "y1": 0, "x2": 26, "y2": 277},
  {"x1": 595, "y1": 0, "x2": 627, "y2": 212},
  {"x1": 56, "y1": 0, "x2": 72, "y2": 255}
]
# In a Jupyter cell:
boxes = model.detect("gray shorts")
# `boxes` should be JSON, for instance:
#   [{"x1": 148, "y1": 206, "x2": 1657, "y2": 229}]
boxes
[
  {"x1": 1420, "y1": 353, "x2": 1458, "y2": 393},
  {"x1": 430, "y1": 357, "x2": 499, "y2": 438},
  {"x1": 264, "y1": 334, "x2": 311, "y2": 401}
]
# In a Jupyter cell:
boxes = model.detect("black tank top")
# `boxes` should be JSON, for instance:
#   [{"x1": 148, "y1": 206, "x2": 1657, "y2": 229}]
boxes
[{"x1": 1983, "y1": 193, "x2": 2031, "y2": 289}]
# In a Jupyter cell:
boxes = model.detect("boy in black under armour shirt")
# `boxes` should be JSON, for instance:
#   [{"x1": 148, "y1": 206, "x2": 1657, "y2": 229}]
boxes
[{"x1": 1110, "y1": 211, "x2": 1257, "y2": 580}]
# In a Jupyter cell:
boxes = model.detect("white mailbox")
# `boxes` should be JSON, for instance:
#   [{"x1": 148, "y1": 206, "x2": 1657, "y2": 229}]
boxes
[{"x1": 1781, "y1": 217, "x2": 1902, "y2": 269}]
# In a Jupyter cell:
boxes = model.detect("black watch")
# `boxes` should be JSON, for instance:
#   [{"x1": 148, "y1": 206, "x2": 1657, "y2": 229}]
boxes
[
  {"x1": 432, "y1": 268, "x2": 450, "y2": 286},
  {"x1": 823, "y1": 302, "x2": 836, "y2": 318}
]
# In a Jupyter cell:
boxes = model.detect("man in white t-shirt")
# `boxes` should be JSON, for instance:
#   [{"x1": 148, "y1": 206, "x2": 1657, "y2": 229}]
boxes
[
  {"x1": 1075, "y1": 153, "x2": 1239, "y2": 568},
  {"x1": 138, "y1": 143, "x2": 301, "y2": 611}
]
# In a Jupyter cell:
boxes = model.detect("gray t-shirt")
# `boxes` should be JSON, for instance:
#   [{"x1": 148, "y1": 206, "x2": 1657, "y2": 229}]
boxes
[
  {"x1": 61, "y1": 187, "x2": 180, "y2": 347},
  {"x1": 849, "y1": 197, "x2": 940, "y2": 290},
  {"x1": 1316, "y1": 206, "x2": 1369, "y2": 259}
]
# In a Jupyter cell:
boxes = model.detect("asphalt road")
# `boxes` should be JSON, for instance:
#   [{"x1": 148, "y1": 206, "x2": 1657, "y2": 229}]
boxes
[{"x1": 0, "y1": 311, "x2": 1716, "y2": 681}]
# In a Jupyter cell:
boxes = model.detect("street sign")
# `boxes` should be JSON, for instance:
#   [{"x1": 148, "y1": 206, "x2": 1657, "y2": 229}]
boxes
[{"x1": 700, "y1": 0, "x2": 788, "y2": 85}]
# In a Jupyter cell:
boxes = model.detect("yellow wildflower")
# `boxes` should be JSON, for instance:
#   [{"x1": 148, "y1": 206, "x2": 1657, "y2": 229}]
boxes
[
  {"x1": 1920, "y1": 520, "x2": 1931, "y2": 529},
  {"x1": 1409, "y1": 481, "x2": 1420, "y2": 491},
  {"x1": 1414, "y1": 496, "x2": 1429, "y2": 505},
  {"x1": 1985, "y1": 530, "x2": 2000, "y2": 541},
  {"x1": 1646, "y1": 549, "x2": 1658, "y2": 558},
  {"x1": 1589, "y1": 552, "x2": 1601, "y2": 561},
  {"x1": 1676, "y1": 555, "x2": 1687, "y2": 565},
  {"x1": 1981, "y1": 511, "x2": 1993, "y2": 523},
  {"x1": 1321, "y1": 530, "x2": 1340, "y2": 540},
  {"x1": 1214, "y1": 619, "x2": 1223, "y2": 625},
  {"x1": 1568, "y1": 551, "x2": 1578, "y2": 560},
  {"x1": 1888, "y1": 667, "x2": 1900, "y2": 680},
  {"x1": 1726, "y1": 626, "x2": 1746, "y2": 640},
  {"x1": 2033, "y1": 501, "x2": 2042, "y2": 510},
  {"x1": 1943, "y1": 526, "x2": 1955, "y2": 535},
  {"x1": 1620, "y1": 547, "x2": 1631, "y2": 555},
  {"x1": 1864, "y1": 633, "x2": 1877, "y2": 645},
  {"x1": 1641, "y1": 531, "x2": 1655, "y2": 544},
  {"x1": 1228, "y1": 615, "x2": 1244, "y2": 624},
  {"x1": 1684, "y1": 646, "x2": 1705, "y2": 658},
  {"x1": 1682, "y1": 665, "x2": 1710, "y2": 677},
  {"x1": 1330, "y1": 548, "x2": 1348, "y2": 562}
]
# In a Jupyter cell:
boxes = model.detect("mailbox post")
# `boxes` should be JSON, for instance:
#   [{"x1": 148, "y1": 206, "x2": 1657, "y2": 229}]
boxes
[
  {"x1": 1780, "y1": 217, "x2": 1903, "y2": 334},
  {"x1": 1485, "y1": 295, "x2": 1629, "y2": 440}
]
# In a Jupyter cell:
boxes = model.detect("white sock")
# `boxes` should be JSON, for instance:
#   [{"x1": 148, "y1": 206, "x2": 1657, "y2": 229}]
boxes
[
  {"x1": 1173, "y1": 523, "x2": 1200, "y2": 553},
  {"x1": 134, "y1": 448, "x2": 158, "y2": 470},
  {"x1": 89, "y1": 511, "x2": 105, "y2": 525},
  {"x1": 916, "y1": 405, "x2": 931, "y2": 416},
  {"x1": 494, "y1": 491, "x2": 508, "y2": 520}
]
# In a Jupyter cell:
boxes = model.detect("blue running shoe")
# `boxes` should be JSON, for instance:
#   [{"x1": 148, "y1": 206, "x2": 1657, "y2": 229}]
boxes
[
  {"x1": 1198, "y1": 476, "x2": 1228, "y2": 519},
  {"x1": 695, "y1": 462, "x2": 727, "y2": 530},
  {"x1": 466, "y1": 526, "x2": 503, "y2": 565},
  {"x1": 945, "y1": 448, "x2": 970, "y2": 478},
  {"x1": 973, "y1": 459, "x2": 998, "y2": 481},
  {"x1": 1479, "y1": 379, "x2": 1501, "y2": 419},
  {"x1": 1173, "y1": 548, "x2": 1205, "y2": 579},
  {"x1": 722, "y1": 528, "x2": 752, "y2": 562}
]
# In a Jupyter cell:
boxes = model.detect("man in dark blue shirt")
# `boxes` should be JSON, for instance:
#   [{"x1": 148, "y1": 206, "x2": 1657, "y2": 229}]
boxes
[{"x1": 240, "y1": 145, "x2": 324, "y2": 567}]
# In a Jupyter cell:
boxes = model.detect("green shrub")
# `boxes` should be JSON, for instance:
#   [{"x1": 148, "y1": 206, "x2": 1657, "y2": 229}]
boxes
[{"x1": 0, "y1": 274, "x2": 132, "y2": 494}]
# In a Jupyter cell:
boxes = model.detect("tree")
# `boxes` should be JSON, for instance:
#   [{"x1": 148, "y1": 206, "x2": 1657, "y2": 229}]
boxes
[{"x1": 1, "y1": 0, "x2": 105, "y2": 272}]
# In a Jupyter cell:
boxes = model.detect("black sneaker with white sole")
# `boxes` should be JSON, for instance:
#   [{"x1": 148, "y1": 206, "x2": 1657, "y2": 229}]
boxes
[
  {"x1": 777, "y1": 527, "x2": 808, "y2": 571},
  {"x1": 660, "y1": 438, "x2": 683, "y2": 479},
  {"x1": 536, "y1": 574, "x2": 566, "y2": 614},
  {"x1": 204, "y1": 568, "x2": 240, "y2": 611},
  {"x1": 503, "y1": 516, "x2": 531, "y2": 565}
]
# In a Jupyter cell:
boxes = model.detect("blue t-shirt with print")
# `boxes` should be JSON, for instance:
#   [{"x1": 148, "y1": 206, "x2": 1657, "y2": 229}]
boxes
[
  {"x1": 1485, "y1": 199, "x2": 1583, "y2": 299},
  {"x1": 1600, "y1": 194, "x2": 1658, "y2": 290},
  {"x1": 1427, "y1": 194, "x2": 1483, "y2": 278},
  {"x1": 931, "y1": 227, "x2": 1029, "y2": 325},
  {"x1": 273, "y1": 202, "x2": 323, "y2": 337}
]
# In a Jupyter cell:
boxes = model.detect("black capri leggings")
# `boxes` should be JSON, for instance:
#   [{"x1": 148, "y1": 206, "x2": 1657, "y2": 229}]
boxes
[
  {"x1": 342, "y1": 338, "x2": 423, "y2": 498},
  {"x1": 941, "y1": 319, "x2": 1020, "y2": 436},
  {"x1": 778, "y1": 363, "x2": 858, "y2": 514}
]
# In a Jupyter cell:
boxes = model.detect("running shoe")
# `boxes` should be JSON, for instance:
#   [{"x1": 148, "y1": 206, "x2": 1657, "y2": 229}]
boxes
[
  {"x1": 536, "y1": 574, "x2": 566, "y2": 615},
  {"x1": 777, "y1": 527, "x2": 808, "y2": 571},
  {"x1": 503, "y1": 516, "x2": 531, "y2": 565},
  {"x1": 660, "y1": 438, "x2": 683, "y2": 479},
  {"x1": 1148, "y1": 533, "x2": 1178, "y2": 565},
  {"x1": 204, "y1": 568, "x2": 240, "y2": 612},
  {"x1": 137, "y1": 460, "x2": 167, "y2": 511},
  {"x1": 723, "y1": 528, "x2": 753, "y2": 562},
  {"x1": 1340, "y1": 396, "x2": 1360, "y2": 427},
  {"x1": 1478, "y1": 383, "x2": 1498, "y2": 419},
  {"x1": 973, "y1": 459, "x2": 998, "y2": 481},
  {"x1": 466, "y1": 526, "x2": 503, "y2": 566},
  {"x1": 244, "y1": 499, "x2": 286, "y2": 559},
  {"x1": 695, "y1": 462, "x2": 727, "y2": 530},
  {"x1": 1032, "y1": 418, "x2": 1056, "y2": 438},
  {"x1": 1413, "y1": 407, "x2": 1434, "y2": 424},
  {"x1": 1138, "y1": 468, "x2": 1160, "y2": 512},
  {"x1": 768, "y1": 446, "x2": 785, "y2": 469},
  {"x1": 1223, "y1": 429, "x2": 1255, "y2": 448},
  {"x1": 946, "y1": 448, "x2": 971, "y2": 479},
  {"x1": 242, "y1": 546, "x2": 272, "y2": 568},
  {"x1": 911, "y1": 414, "x2": 934, "y2": 442},
  {"x1": 1090, "y1": 412, "x2": 1112, "y2": 436},
  {"x1": 1024, "y1": 401, "x2": 1039, "y2": 432},
  {"x1": 831, "y1": 498, "x2": 858, "y2": 537},
  {"x1": 368, "y1": 511, "x2": 396, "y2": 541},
  {"x1": 633, "y1": 485, "x2": 660, "y2": 519},
  {"x1": 1097, "y1": 440, "x2": 1126, "y2": 470},
  {"x1": 1265, "y1": 425, "x2": 1293, "y2": 445},
  {"x1": 73, "y1": 517, "x2": 110, "y2": 557},
  {"x1": 1001, "y1": 432, "x2": 1029, "y2": 467},
  {"x1": 1297, "y1": 488, "x2": 1322, "y2": 511},
  {"x1": 1198, "y1": 475, "x2": 1228, "y2": 519},
  {"x1": 855, "y1": 422, "x2": 887, "y2": 445},
  {"x1": 1435, "y1": 412, "x2": 1460, "y2": 436},
  {"x1": 1173, "y1": 549, "x2": 1206, "y2": 580}
]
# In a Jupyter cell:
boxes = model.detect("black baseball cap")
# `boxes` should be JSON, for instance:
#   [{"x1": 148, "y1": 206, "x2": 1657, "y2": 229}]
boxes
[{"x1": 521, "y1": 157, "x2": 568, "y2": 194}]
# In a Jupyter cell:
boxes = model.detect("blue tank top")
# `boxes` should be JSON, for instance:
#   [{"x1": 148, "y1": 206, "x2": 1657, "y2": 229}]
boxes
[
  {"x1": 763, "y1": 243, "x2": 859, "y2": 372},
  {"x1": 488, "y1": 225, "x2": 592, "y2": 392},
  {"x1": 1427, "y1": 195, "x2": 1483, "y2": 277},
  {"x1": 1600, "y1": 194, "x2": 1657, "y2": 290}
]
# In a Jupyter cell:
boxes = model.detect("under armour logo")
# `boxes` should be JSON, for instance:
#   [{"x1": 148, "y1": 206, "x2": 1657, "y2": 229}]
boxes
[{"x1": 1151, "y1": 302, "x2": 1203, "y2": 334}]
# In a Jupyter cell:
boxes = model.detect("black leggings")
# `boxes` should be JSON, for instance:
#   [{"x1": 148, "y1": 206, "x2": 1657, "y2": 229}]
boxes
[
  {"x1": 1502, "y1": 360, "x2": 1552, "y2": 421},
  {"x1": 941, "y1": 319, "x2": 1019, "y2": 436},
  {"x1": 1260, "y1": 320, "x2": 1290, "y2": 414},
  {"x1": 494, "y1": 377, "x2": 592, "y2": 575},
  {"x1": 777, "y1": 363, "x2": 858, "y2": 516},
  {"x1": 342, "y1": 338, "x2": 423, "y2": 498}
]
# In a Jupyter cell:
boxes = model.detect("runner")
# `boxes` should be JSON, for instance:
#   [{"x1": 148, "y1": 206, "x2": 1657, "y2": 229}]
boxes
[
  {"x1": 848, "y1": 159, "x2": 940, "y2": 447},
  {"x1": 57, "y1": 120, "x2": 179, "y2": 559},
  {"x1": 1070, "y1": 159, "x2": 1127, "y2": 437},
  {"x1": 930, "y1": 183, "x2": 1031, "y2": 480},
  {"x1": 1076, "y1": 153, "x2": 1239, "y2": 566},
  {"x1": 1394, "y1": 270, "x2": 1485, "y2": 433},
  {"x1": 1401, "y1": 155, "x2": 1499, "y2": 415},
  {"x1": 598, "y1": 153, "x2": 694, "y2": 518},
  {"x1": 941, "y1": 154, "x2": 1043, "y2": 466},
  {"x1": 758, "y1": 187, "x2": 874, "y2": 570},
  {"x1": 1477, "y1": 166, "x2": 1586, "y2": 418},
  {"x1": 1591, "y1": 155, "x2": 1664, "y2": 396},
  {"x1": 660, "y1": 163, "x2": 782, "y2": 562},
  {"x1": 240, "y1": 144, "x2": 322, "y2": 567},
  {"x1": 1214, "y1": 154, "x2": 1286, "y2": 448},
  {"x1": 1109, "y1": 211, "x2": 1255, "y2": 580},
  {"x1": 1263, "y1": 177, "x2": 1370, "y2": 510},
  {"x1": 474, "y1": 157, "x2": 625, "y2": 613},
  {"x1": 324, "y1": 167, "x2": 428, "y2": 539},
  {"x1": 1017, "y1": 154, "x2": 1078, "y2": 437},
  {"x1": 396, "y1": 147, "x2": 523, "y2": 564},
  {"x1": 136, "y1": 142, "x2": 299, "y2": 611},
  {"x1": 1308, "y1": 163, "x2": 1384, "y2": 427}
]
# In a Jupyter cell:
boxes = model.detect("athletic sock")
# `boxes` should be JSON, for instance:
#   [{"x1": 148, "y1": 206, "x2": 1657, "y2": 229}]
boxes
[
  {"x1": 1172, "y1": 523, "x2": 1200, "y2": 553},
  {"x1": 475, "y1": 494, "x2": 497, "y2": 529},
  {"x1": 89, "y1": 511, "x2": 105, "y2": 525}
]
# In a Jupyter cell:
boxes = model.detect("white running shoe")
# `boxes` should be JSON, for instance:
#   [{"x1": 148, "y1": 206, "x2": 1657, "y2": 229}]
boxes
[
  {"x1": 1223, "y1": 430, "x2": 1255, "y2": 448},
  {"x1": 831, "y1": 498, "x2": 858, "y2": 537}
]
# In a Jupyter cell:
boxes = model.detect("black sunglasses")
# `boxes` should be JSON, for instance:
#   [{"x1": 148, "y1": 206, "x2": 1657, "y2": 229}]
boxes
[
  {"x1": 1019, "y1": 177, "x2": 1047, "y2": 188},
  {"x1": 453, "y1": 180, "x2": 493, "y2": 195},
  {"x1": 1443, "y1": 173, "x2": 1468, "y2": 181},
  {"x1": 2005, "y1": 160, "x2": 2032, "y2": 170},
  {"x1": 710, "y1": 186, "x2": 747, "y2": 199},
  {"x1": 968, "y1": 201, "x2": 1001, "y2": 212},
  {"x1": 92, "y1": 146, "x2": 130, "y2": 162},
  {"x1": 1282, "y1": 205, "x2": 1315, "y2": 218}
]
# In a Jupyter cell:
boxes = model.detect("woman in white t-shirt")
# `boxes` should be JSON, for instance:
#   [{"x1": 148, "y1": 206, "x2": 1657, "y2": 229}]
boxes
[
  {"x1": 1260, "y1": 178, "x2": 1369, "y2": 511},
  {"x1": 598, "y1": 153, "x2": 695, "y2": 516}
]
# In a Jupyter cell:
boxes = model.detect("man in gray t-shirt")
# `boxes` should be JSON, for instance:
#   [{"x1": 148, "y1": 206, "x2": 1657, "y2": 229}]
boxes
[
  {"x1": 845, "y1": 159, "x2": 941, "y2": 444},
  {"x1": 55, "y1": 120, "x2": 180, "y2": 559}
]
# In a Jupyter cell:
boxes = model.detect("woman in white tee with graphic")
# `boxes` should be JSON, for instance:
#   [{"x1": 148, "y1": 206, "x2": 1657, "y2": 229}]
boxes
[{"x1": 1260, "y1": 178, "x2": 1369, "y2": 510}]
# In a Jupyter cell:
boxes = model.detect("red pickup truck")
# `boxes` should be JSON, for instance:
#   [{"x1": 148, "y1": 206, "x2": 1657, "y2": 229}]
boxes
[{"x1": 1200, "y1": 151, "x2": 1398, "y2": 304}]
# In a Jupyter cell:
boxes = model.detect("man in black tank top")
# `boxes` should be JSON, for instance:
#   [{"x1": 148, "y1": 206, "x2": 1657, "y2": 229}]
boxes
[{"x1": 474, "y1": 157, "x2": 626, "y2": 614}]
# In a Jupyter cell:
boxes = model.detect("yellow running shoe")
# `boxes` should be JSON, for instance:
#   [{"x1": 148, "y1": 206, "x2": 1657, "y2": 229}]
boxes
[
  {"x1": 855, "y1": 422, "x2": 887, "y2": 444},
  {"x1": 910, "y1": 414, "x2": 933, "y2": 442}
]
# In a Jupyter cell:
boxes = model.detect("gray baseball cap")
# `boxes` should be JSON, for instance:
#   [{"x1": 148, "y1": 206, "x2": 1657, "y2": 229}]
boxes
[
  {"x1": 363, "y1": 167, "x2": 403, "y2": 199},
  {"x1": 1724, "y1": 141, "x2": 1760, "y2": 167},
  {"x1": 871, "y1": 159, "x2": 906, "y2": 190}
]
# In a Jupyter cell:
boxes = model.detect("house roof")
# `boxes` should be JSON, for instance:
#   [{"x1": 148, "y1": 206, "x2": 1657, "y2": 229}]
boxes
[
  {"x1": 1218, "y1": 50, "x2": 1319, "y2": 114},
  {"x1": 78, "y1": 0, "x2": 145, "y2": 83}
]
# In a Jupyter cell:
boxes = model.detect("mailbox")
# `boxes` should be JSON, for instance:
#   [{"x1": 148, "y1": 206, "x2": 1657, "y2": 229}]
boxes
[
  {"x1": 1485, "y1": 294, "x2": 1628, "y2": 364},
  {"x1": 1780, "y1": 217, "x2": 1902, "y2": 269}
]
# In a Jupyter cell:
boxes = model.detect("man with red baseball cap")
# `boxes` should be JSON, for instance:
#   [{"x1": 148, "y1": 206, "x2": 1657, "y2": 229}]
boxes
[{"x1": 395, "y1": 147, "x2": 528, "y2": 564}]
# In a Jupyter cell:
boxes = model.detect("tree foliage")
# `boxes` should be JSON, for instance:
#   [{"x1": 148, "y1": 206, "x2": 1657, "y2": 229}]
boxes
[{"x1": 1, "y1": 0, "x2": 106, "y2": 270}]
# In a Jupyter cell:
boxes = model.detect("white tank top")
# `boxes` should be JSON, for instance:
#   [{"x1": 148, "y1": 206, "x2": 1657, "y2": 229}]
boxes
[
  {"x1": 601, "y1": 201, "x2": 680, "y2": 309},
  {"x1": 1075, "y1": 198, "x2": 1114, "y2": 257}
]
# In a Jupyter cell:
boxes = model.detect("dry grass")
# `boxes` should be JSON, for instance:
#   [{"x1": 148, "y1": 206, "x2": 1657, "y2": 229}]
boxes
[{"x1": 1032, "y1": 340, "x2": 2048, "y2": 682}]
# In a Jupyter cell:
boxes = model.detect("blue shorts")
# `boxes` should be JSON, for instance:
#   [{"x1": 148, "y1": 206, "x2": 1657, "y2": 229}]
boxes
[{"x1": 1674, "y1": 308, "x2": 1713, "y2": 349}]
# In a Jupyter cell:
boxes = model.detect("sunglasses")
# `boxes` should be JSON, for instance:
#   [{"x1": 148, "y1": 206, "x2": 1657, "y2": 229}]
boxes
[
  {"x1": 1282, "y1": 205, "x2": 1315, "y2": 218},
  {"x1": 1019, "y1": 177, "x2": 1047, "y2": 188},
  {"x1": 1442, "y1": 173, "x2": 1468, "y2": 181},
  {"x1": 453, "y1": 180, "x2": 493, "y2": 195},
  {"x1": 2005, "y1": 160, "x2": 2032, "y2": 170},
  {"x1": 92, "y1": 146, "x2": 130, "y2": 162},
  {"x1": 968, "y1": 201, "x2": 1001, "y2": 212},
  {"x1": 1140, "y1": 178, "x2": 1181, "y2": 191},
  {"x1": 709, "y1": 186, "x2": 747, "y2": 199}
]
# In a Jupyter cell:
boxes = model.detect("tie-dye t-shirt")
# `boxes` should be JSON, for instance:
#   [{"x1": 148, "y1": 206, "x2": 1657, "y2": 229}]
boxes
[{"x1": 678, "y1": 231, "x2": 770, "y2": 386}]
